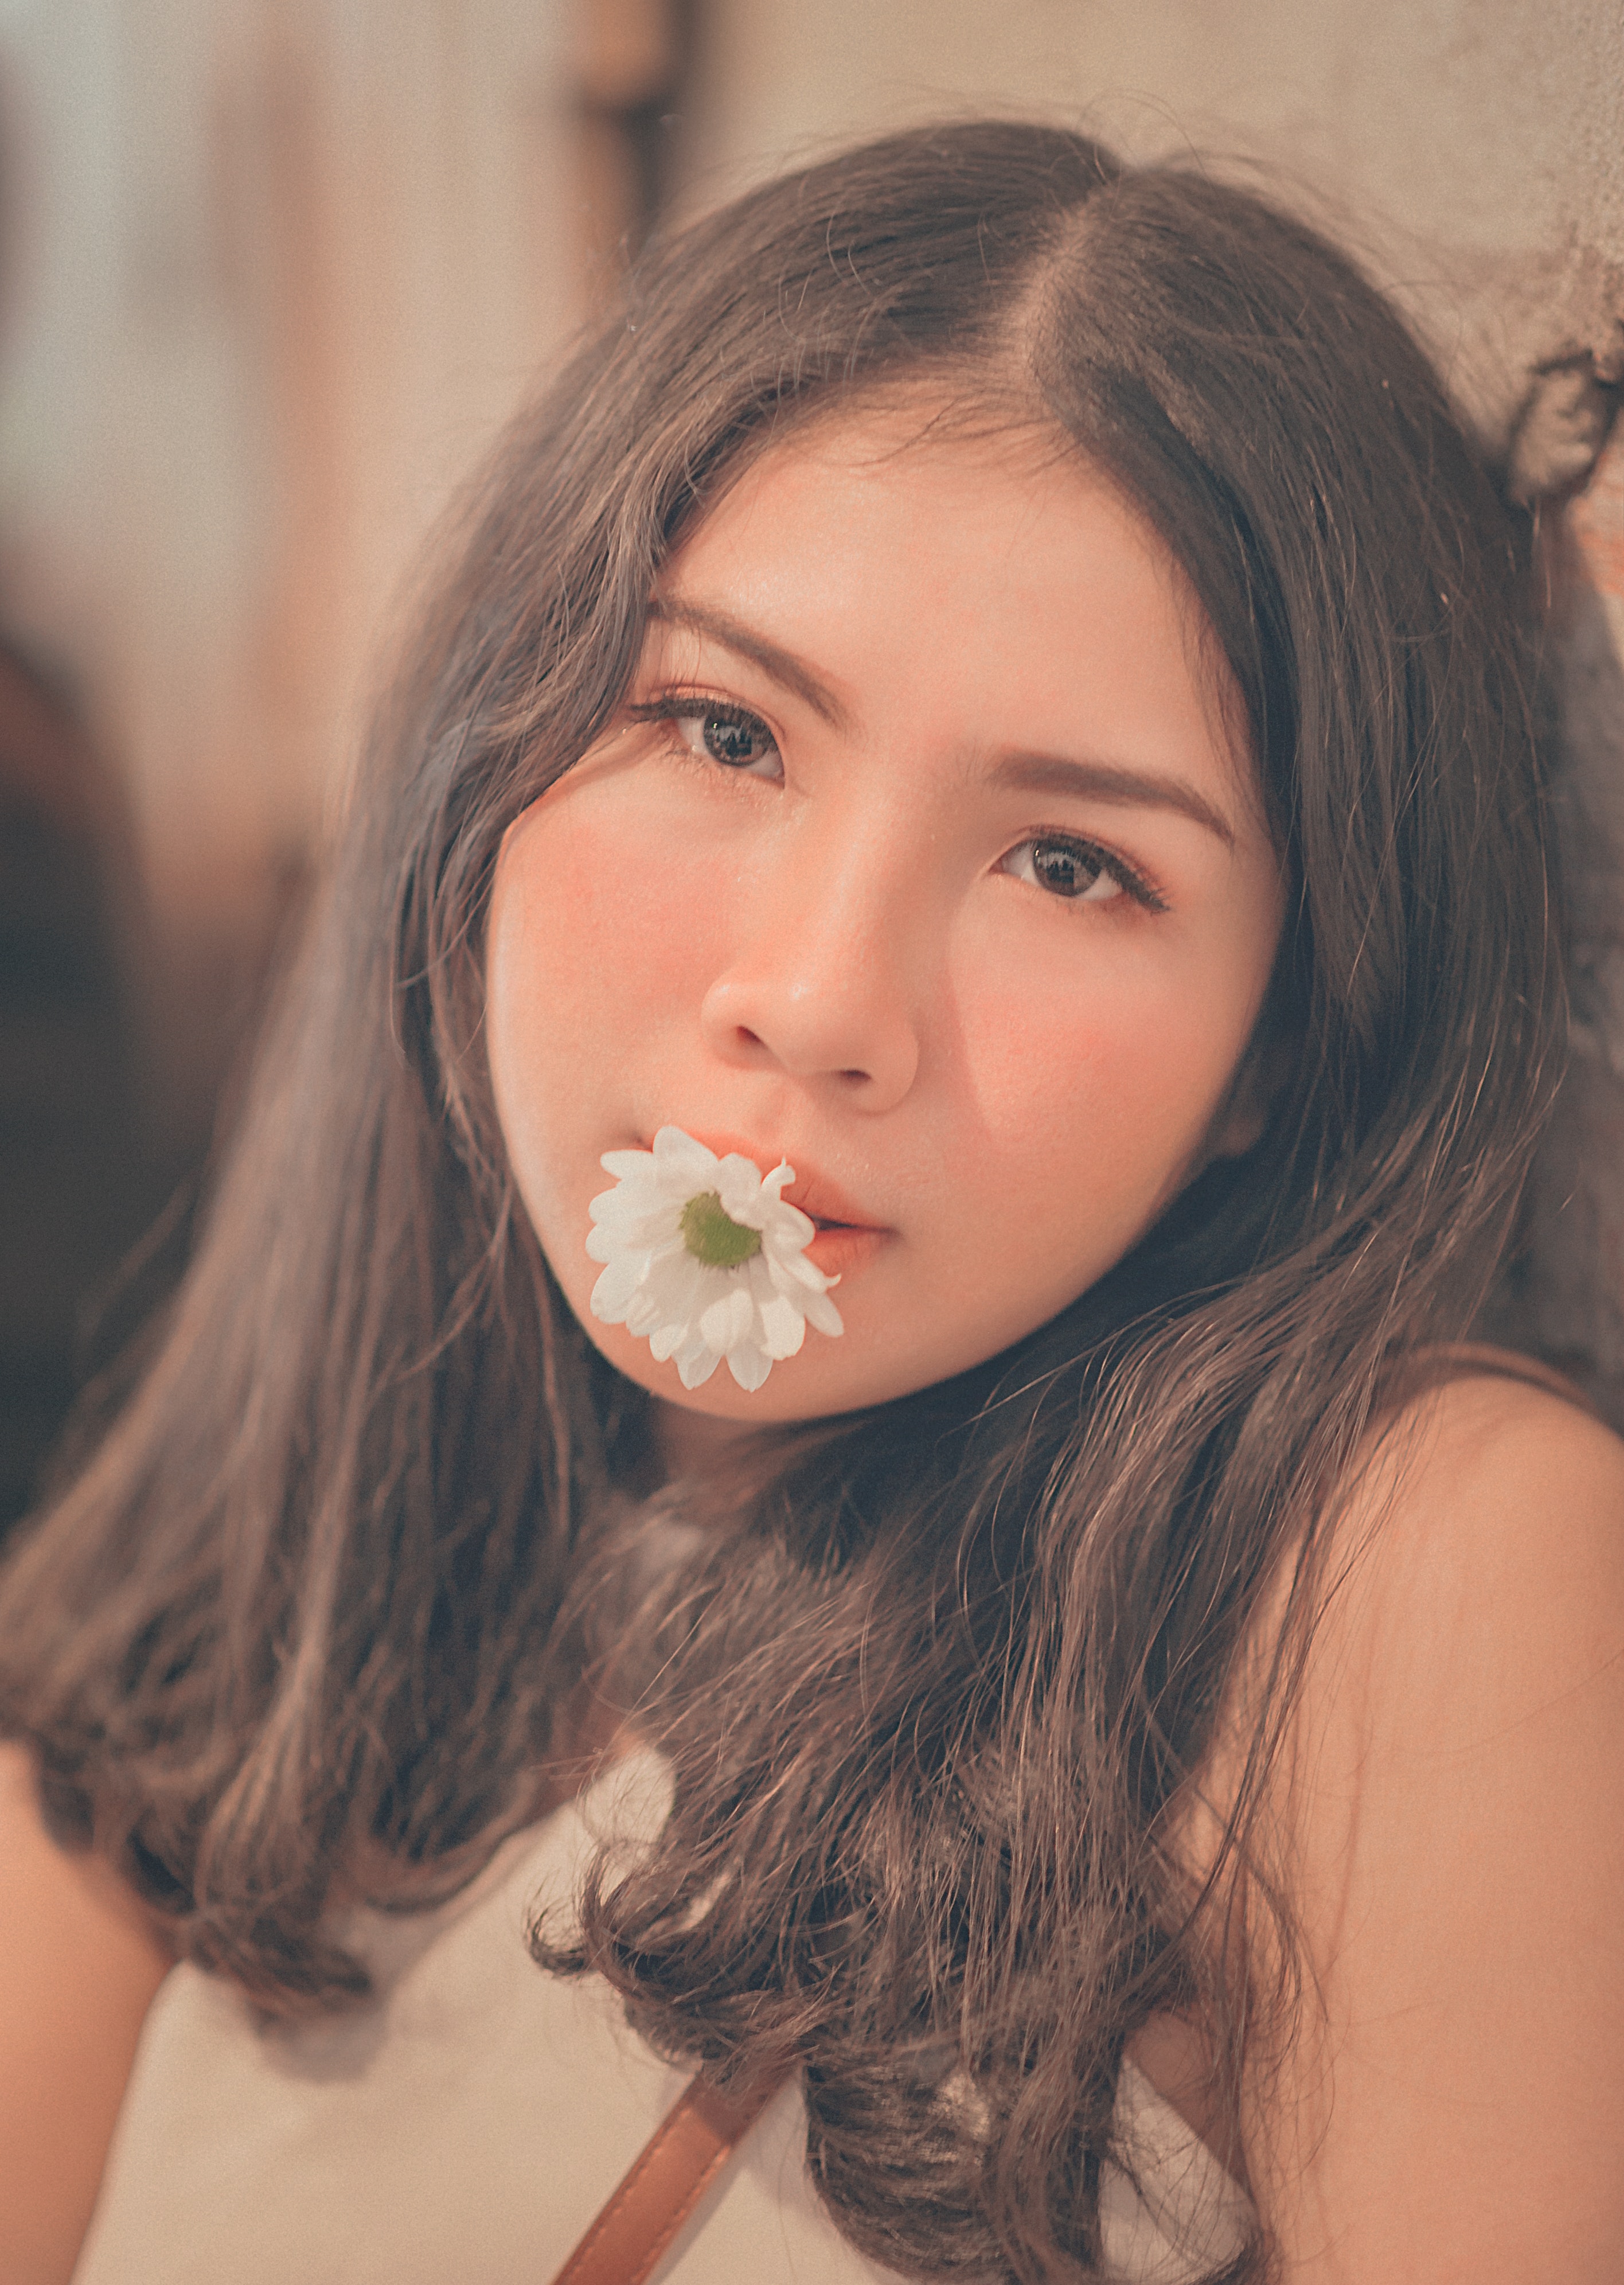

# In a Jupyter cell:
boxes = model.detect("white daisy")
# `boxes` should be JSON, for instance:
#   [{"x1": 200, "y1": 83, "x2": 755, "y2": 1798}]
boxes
[{"x1": 586, "y1": 1125, "x2": 845, "y2": 1392}]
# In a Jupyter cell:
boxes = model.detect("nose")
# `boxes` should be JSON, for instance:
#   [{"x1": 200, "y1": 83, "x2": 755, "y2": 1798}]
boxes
[{"x1": 698, "y1": 821, "x2": 924, "y2": 1112}]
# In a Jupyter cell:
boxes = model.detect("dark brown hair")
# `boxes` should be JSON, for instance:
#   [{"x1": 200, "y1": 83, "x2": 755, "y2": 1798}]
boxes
[{"x1": 0, "y1": 122, "x2": 1560, "y2": 2280}]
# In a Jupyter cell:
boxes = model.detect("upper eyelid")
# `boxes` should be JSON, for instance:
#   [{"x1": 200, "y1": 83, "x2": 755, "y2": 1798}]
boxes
[
  {"x1": 627, "y1": 690, "x2": 784, "y2": 781},
  {"x1": 1009, "y1": 830, "x2": 1168, "y2": 910},
  {"x1": 626, "y1": 689, "x2": 1168, "y2": 903},
  {"x1": 626, "y1": 687, "x2": 780, "y2": 733}
]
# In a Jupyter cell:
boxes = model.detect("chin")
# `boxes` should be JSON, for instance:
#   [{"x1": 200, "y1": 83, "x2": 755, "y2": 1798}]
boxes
[{"x1": 603, "y1": 1336, "x2": 864, "y2": 1423}]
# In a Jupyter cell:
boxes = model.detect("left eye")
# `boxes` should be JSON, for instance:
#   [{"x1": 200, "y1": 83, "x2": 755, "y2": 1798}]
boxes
[
  {"x1": 669, "y1": 704, "x2": 783, "y2": 779},
  {"x1": 1001, "y1": 836, "x2": 1126, "y2": 902}
]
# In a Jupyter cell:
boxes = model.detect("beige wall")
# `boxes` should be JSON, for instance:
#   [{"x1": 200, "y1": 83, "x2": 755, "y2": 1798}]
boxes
[
  {"x1": 672, "y1": 3, "x2": 1620, "y2": 449},
  {"x1": 676, "y1": 1, "x2": 1623, "y2": 252},
  {"x1": 0, "y1": 0, "x2": 581, "y2": 909},
  {"x1": 0, "y1": 0, "x2": 580, "y2": 1132}
]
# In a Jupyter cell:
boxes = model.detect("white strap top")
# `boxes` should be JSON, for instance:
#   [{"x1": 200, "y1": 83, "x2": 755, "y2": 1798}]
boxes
[{"x1": 74, "y1": 1759, "x2": 1251, "y2": 2285}]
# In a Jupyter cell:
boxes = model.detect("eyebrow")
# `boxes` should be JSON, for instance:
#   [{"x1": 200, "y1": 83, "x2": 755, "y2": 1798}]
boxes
[
  {"x1": 645, "y1": 598, "x2": 852, "y2": 730},
  {"x1": 991, "y1": 752, "x2": 1236, "y2": 847},
  {"x1": 646, "y1": 596, "x2": 1235, "y2": 847}
]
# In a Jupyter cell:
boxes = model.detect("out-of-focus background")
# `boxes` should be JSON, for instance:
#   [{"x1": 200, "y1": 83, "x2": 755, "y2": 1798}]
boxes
[{"x1": 2, "y1": 0, "x2": 1622, "y2": 1525}]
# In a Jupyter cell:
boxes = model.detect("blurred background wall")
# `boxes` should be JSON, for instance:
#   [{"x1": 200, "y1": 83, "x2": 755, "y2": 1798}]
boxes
[{"x1": 1, "y1": 0, "x2": 1621, "y2": 1522}]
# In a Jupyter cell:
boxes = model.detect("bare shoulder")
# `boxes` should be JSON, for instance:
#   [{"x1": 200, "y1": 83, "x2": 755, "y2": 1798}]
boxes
[
  {"x1": 0, "y1": 1741, "x2": 173, "y2": 2285},
  {"x1": 1246, "y1": 1378, "x2": 1624, "y2": 2281},
  {"x1": 1367, "y1": 1363, "x2": 1624, "y2": 1554},
  {"x1": 1338, "y1": 1370, "x2": 1624, "y2": 1706}
]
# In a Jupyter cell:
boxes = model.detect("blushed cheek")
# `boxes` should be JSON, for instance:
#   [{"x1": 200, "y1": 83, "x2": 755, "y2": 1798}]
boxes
[
  {"x1": 490, "y1": 800, "x2": 728, "y2": 1175},
  {"x1": 963, "y1": 979, "x2": 1252, "y2": 1249},
  {"x1": 508, "y1": 807, "x2": 651, "y2": 1012},
  {"x1": 612, "y1": 853, "x2": 725, "y2": 1000}
]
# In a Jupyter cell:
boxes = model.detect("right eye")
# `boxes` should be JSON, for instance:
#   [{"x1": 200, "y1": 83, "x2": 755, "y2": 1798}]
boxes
[{"x1": 665, "y1": 701, "x2": 783, "y2": 780}]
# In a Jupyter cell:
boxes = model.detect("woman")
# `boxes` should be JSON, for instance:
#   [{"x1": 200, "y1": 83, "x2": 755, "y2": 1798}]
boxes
[{"x1": 3, "y1": 122, "x2": 1621, "y2": 2284}]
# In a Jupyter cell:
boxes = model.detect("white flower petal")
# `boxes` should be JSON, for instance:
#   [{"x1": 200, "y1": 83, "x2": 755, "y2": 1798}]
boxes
[
  {"x1": 588, "y1": 1253, "x2": 649, "y2": 1321},
  {"x1": 651, "y1": 1125, "x2": 720, "y2": 1191},
  {"x1": 630, "y1": 1291, "x2": 678, "y2": 1341},
  {"x1": 799, "y1": 1287, "x2": 845, "y2": 1338},
  {"x1": 591, "y1": 1194, "x2": 670, "y2": 1233},
  {"x1": 588, "y1": 1206, "x2": 677, "y2": 1259},
  {"x1": 598, "y1": 1147, "x2": 658, "y2": 1183},
  {"x1": 763, "y1": 1251, "x2": 844, "y2": 1335},
  {"x1": 713, "y1": 1154, "x2": 767, "y2": 1222},
  {"x1": 663, "y1": 1251, "x2": 714, "y2": 1314},
  {"x1": 764, "y1": 1245, "x2": 835, "y2": 1296},
  {"x1": 590, "y1": 1189, "x2": 677, "y2": 1239},
  {"x1": 639, "y1": 1255, "x2": 708, "y2": 1346},
  {"x1": 741, "y1": 1251, "x2": 776, "y2": 1300},
  {"x1": 758, "y1": 1292, "x2": 807, "y2": 1359},
  {"x1": 633, "y1": 1220, "x2": 690, "y2": 1261},
  {"x1": 726, "y1": 1339, "x2": 773, "y2": 1392},
  {"x1": 585, "y1": 1125, "x2": 844, "y2": 1391},
  {"x1": 763, "y1": 1238, "x2": 829, "y2": 1288},
  {"x1": 699, "y1": 1284, "x2": 755, "y2": 1354},
  {"x1": 770, "y1": 1200, "x2": 817, "y2": 1248},
  {"x1": 675, "y1": 1328, "x2": 721, "y2": 1388}
]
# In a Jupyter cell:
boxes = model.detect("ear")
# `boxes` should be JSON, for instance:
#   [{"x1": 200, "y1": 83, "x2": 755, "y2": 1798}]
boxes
[{"x1": 1206, "y1": 1029, "x2": 1294, "y2": 1161}]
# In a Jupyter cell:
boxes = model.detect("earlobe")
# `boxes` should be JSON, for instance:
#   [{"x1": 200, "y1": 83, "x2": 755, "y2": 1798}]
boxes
[
  {"x1": 1207, "y1": 1090, "x2": 1267, "y2": 1163},
  {"x1": 1207, "y1": 1031, "x2": 1293, "y2": 1161}
]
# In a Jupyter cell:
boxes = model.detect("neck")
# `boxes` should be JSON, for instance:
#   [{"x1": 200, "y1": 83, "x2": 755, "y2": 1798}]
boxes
[{"x1": 650, "y1": 1396, "x2": 753, "y2": 1487}]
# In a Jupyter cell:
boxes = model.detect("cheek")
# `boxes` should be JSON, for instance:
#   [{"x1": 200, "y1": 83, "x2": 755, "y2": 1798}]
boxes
[
  {"x1": 487, "y1": 789, "x2": 732, "y2": 1212},
  {"x1": 579, "y1": 802, "x2": 732, "y2": 990},
  {"x1": 949, "y1": 921, "x2": 1263, "y2": 1246}
]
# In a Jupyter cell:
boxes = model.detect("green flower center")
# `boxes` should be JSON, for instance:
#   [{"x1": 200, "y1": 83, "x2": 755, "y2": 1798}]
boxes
[{"x1": 680, "y1": 1190, "x2": 763, "y2": 1269}]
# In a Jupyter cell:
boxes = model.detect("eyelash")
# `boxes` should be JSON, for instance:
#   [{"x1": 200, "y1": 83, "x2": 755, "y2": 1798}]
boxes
[
  {"x1": 624, "y1": 688, "x2": 1168, "y2": 911},
  {"x1": 1005, "y1": 836, "x2": 1168, "y2": 911},
  {"x1": 625, "y1": 691, "x2": 783, "y2": 778}
]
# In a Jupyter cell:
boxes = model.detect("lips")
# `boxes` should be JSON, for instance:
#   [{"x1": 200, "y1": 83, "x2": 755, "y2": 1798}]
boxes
[
  {"x1": 783, "y1": 1168, "x2": 884, "y2": 1235},
  {"x1": 651, "y1": 1128, "x2": 890, "y2": 1268}
]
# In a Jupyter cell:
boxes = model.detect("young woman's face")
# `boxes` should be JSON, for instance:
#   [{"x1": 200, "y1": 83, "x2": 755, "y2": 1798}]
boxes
[{"x1": 487, "y1": 407, "x2": 1286, "y2": 1424}]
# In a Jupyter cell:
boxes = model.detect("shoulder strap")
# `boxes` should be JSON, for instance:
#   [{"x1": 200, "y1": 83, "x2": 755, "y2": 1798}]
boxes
[{"x1": 548, "y1": 2069, "x2": 785, "y2": 2285}]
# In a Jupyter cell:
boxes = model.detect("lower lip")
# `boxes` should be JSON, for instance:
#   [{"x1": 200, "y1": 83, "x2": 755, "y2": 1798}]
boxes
[{"x1": 805, "y1": 1223, "x2": 890, "y2": 1277}]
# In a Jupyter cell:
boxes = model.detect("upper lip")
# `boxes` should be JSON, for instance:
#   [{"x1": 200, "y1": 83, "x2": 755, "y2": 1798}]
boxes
[{"x1": 658, "y1": 1129, "x2": 887, "y2": 1230}]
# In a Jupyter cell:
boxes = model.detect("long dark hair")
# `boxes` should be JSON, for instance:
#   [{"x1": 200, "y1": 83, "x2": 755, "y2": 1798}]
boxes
[{"x1": 0, "y1": 122, "x2": 1560, "y2": 2280}]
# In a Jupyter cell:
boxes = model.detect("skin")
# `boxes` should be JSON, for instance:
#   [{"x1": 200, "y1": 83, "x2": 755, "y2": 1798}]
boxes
[
  {"x1": 7, "y1": 407, "x2": 1623, "y2": 2283},
  {"x1": 0, "y1": 1743, "x2": 171, "y2": 2284},
  {"x1": 486, "y1": 409, "x2": 1286, "y2": 1435},
  {"x1": 1178, "y1": 1375, "x2": 1624, "y2": 2282}
]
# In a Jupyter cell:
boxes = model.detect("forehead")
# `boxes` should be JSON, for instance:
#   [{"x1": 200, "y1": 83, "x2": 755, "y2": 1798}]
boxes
[
  {"x1": 683, "y1": 395, "x2": 1131, "y2": 562},
  {"x1": 658, "y1": 397, "x2": 1260, "y2": 820}
]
